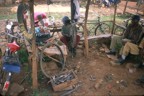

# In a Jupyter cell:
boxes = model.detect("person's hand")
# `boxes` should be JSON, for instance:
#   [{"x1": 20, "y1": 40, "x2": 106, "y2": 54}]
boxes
[
  {"x1": 122, "y1": 38, "x2": 131, "y2": 45},
  {"x1": 139, "y1": 48, "x2": 144, "y2": 56}
]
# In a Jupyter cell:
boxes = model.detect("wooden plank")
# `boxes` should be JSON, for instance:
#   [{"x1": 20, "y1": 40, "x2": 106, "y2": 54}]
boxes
[
  {"x1": 38, "y1": 45, "x2": 67, "y2": 56},
  {"x1": 80, "y1": 34, "x2": 111, "y2": 41}
]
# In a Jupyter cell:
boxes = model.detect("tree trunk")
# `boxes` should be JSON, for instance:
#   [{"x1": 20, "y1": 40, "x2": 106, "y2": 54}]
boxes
[
  {"x1": 83, "y1": 0, "x2": 90, "y2": 57},
  {"x1": 29, "y1": 0, "x2": 38, "y2": 89}
]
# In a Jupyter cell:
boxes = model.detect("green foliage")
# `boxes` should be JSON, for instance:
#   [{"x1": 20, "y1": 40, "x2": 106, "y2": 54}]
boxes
[
  {"x1": 115, "y1": 43, "x2": 122, "y2": 54},
  {"x1": 0, "y1": 13, "x2": 16, "y2": 20},
  {"x1": 18, "y1": 48, "x2": 29, "y2": 64},
  {"x1": 32, "y1": 89, "x2": 51, "y2": 96}
]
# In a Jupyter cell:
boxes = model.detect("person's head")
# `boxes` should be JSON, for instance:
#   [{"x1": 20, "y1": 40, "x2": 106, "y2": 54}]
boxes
[
  {"x1": 37, "y1": 15, "x2": 43, "y2": 21},
  {"x1": 62, "y1": 16, "x2": 71, "y2": 25},
  {"x1": 131, "y1": 15, "x2": 140, "y2": 24},
  {"x1": 37, "y1": 15, "x2": 45, "y2": 26}
]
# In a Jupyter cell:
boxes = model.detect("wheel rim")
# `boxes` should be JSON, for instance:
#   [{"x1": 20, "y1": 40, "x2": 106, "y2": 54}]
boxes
[
  {"x1": 95, "y1": 23, "x2": 110, "y2": 35},
  {"x1": 40, "y1": 43, "x2": 65, "y2": 78}
]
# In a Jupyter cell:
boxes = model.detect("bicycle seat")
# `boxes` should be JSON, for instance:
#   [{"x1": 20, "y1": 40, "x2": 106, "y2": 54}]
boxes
[{"x1": 7, "y1": 40, "x2": 20, "y2": 53}]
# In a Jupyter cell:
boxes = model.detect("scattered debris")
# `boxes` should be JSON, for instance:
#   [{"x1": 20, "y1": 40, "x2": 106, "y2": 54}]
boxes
[
  {"x1": 134, "y1": 75, "x2": 144, "y2": 88},
  {"x1": 119, "y1": 80, "x2": 128, "y2": 88},
  {"x1": 60, "y1": 82, "x2": 82, "y2": 96},
  {"x1": 126, "y1": 63, "x2": 136, "y2": 73},
  {"x1": 51, "y1": 70, "x2": 78, "y2": 91},
  {"x1": 89, "y1": 75, "x2": 96, "y2": 81},
  {"x1": 94, "y1": 79, "x2": 103, "y2": 90},
  {"x1": 102, "y1": 44, "x2": 117, "y2": 60},
  {"x1": 104, "y1": 74, "x2": 113, "y2": 82},
  {"x1": 107, "y1": 91, "x2": 112, "y2": 96},
  {"x1": 7, "y1": 83, "x2": 24, "y2": 96}
]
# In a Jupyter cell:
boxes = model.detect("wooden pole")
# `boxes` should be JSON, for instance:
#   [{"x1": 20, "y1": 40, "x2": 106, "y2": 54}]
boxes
[
  {"x1": 29, "y1": 0, "x2": 38, "y2": 89},
  {"x1": 111, "y1": 4, "x2": 117, "y2": 35},
  {"x1": 123, "y1": 0, "x2": 129, "y2": 14},
  {"x1": 71, "y1": 0, "x2": 74, "y2": 21},
  {"x1": 83, "y1": 0, "x2": 90, "y2": 57}
]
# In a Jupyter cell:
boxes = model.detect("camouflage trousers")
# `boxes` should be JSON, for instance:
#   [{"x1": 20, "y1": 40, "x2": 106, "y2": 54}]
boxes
[{"x1": 110, "y1": 35, "x2": 144, "y2": 56}]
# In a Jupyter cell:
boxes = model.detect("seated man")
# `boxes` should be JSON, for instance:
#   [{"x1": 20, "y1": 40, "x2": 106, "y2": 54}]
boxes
[
  {"x1": 107, "y1": 15, "x2": 144, "y2": 65},
  {"x1": 60, "y1": 16, "x2": 80, "y2": 57}
]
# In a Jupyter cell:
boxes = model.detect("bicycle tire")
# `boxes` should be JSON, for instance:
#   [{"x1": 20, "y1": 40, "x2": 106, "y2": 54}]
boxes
[
  {"x1": 40, "y1": 42, "x2": 65, "y2": 78},
  {"x1": 94, "y1": 23, "x2": 110, "y2": 35},
  {"x1": 114, "y1": 25, "x2": 126, "y2": 36}
]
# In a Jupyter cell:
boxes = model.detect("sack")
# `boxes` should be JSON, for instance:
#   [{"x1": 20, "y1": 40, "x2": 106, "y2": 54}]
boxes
[
  {"x1": 2, "y1": 56, "x2": 21, "y2": 73},
  {"x1": 2, "y1": 62, "x2": 21, "y2": 73},
  {"x1": 109, "y1": 0, "x2": 121, "y2": 4}
]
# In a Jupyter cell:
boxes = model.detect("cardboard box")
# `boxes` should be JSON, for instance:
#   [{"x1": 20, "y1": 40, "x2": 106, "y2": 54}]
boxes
[{"x1": 50, "y1": 70, "x2": 78, "y2": 91}]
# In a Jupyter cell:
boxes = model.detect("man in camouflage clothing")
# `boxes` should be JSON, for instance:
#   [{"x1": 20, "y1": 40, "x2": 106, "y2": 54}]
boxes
[{"x1": 60, "y1": 16, "x2": 80, "y2": 57}]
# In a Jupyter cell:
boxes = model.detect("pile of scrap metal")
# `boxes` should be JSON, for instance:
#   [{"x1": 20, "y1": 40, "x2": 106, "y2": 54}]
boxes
[{"x1": 50, "y1": 70, "x2": 79, "y2": 92}]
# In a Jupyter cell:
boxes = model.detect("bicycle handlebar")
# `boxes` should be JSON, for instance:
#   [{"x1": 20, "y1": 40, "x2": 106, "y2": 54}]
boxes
[{"x1": 7, "y1": 33, "x2": 18, "y2": 39}]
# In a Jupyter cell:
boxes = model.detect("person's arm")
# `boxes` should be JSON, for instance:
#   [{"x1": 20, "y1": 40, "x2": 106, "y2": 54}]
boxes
[
  {"x1": 123, "y1": 24, "x2": 131, "y2": 39},
  {"x1": 132, "y1": 26, "x2": 143, "y2": 44},
  {"x1": 61, "y1": 25, "x2": 71, "y2": 37}
]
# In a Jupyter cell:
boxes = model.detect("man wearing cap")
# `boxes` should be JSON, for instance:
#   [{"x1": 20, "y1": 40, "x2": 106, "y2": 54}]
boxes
[
  {"x1": 107, "y1": 15, "x2": 144, "y2": 65},
  {"x1": 60, "y1": 16, "x2": 80, "y2": 57}
]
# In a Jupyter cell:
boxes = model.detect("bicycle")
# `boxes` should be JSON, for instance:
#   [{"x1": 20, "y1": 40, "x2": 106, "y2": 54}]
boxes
[
  {"x1": 17, "y1": 16, "x2": 66, "y2": 79},
  {"x1": 0, "y1": 32, "x2": 21, "y2": 95},
  {"x1": 114, "y1": 17, "x2": 144, "y2": 36},
  {"x1": 77, "y1": 15, "x2": 112, "y2": 37}
]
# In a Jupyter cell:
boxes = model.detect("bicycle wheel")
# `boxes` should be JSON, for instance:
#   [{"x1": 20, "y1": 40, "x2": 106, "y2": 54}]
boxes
[
  {"x1": 94, "y1": 23, "x2": 110, "y2": 35},
  {"x1": 40, "y1": 42, "x2": 65, "y2": 78},
  {"x1": 114, "y1": 25, "x2": 126, "y2": 36}
]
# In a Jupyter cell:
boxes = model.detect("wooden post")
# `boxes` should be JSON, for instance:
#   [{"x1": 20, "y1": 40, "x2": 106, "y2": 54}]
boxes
[
  {"x1": 29, "y1": 0, "x2": 38, "y2": 89},
  {"x1": 111, "y1": 4, "x2": 117, "y2": 35},
  {"x1": 123, "y1": 0, "x2": 129, "y2": 14},
  {"x1": 83, "y1": 0, "x2": 90, "y2": 57},
  {"x1": 71, "y1": 0, "x2": 74, "y2": 21}
]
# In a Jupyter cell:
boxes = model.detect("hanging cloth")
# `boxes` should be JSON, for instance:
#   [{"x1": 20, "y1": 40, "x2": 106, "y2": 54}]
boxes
[{"x1": 71, "y1": 0, "x2": 80, "y2": 22}]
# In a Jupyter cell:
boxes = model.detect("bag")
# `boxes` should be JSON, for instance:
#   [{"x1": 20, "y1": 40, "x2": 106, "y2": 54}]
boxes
[
  {"x1": 2, "y1": 62, "x2": 21, "y2": 73},
  {"x1": 2, "y1": 56, "x2": 21, "y2": 73}
]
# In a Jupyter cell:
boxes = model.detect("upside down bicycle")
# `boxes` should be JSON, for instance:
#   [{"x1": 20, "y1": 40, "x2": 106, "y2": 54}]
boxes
[{"x1": 6, "y1": 19, "x2": 66, "y2": 78}]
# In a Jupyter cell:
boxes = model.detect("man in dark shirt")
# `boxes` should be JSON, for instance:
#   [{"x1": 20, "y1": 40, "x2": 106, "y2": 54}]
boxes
[{"x1": 107, "y1": 15, "x2": 144, "y2": 65}]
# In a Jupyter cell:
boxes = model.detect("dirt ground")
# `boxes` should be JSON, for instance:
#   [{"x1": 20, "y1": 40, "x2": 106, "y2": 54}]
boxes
[{"x1": 0, "y1": 1, "x2": 144, "y2": 96}]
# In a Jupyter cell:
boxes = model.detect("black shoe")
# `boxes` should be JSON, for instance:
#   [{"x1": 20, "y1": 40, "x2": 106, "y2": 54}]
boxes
[
  {"x1": 71, "y1": 48, "x2": 76, "y2": 57},
  {"x1": 115, "y1": 58, "x2": 125, "y2": 64},
  {"x1": 106, "y1": 51, "x2": 116, "y2": 55}
]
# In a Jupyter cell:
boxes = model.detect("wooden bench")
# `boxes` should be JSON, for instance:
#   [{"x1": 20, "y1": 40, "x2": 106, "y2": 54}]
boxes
[{"x1": 80, "y1": 34, "x2": 111, "y2": 41}]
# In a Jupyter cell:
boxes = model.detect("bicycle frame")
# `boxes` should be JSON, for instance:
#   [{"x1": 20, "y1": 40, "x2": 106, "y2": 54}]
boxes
[{"x1": 77, "y1": 16, "x2": 111, "y2": 36}]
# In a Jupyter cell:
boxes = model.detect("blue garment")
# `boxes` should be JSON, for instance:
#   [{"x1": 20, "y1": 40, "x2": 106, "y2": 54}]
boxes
[
  {"x1": 35, "y1": 27, "x2": 42, "y2": 36},
  {"x1": 109, "y1": 0, "x2": 120, "y2": 4}
]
